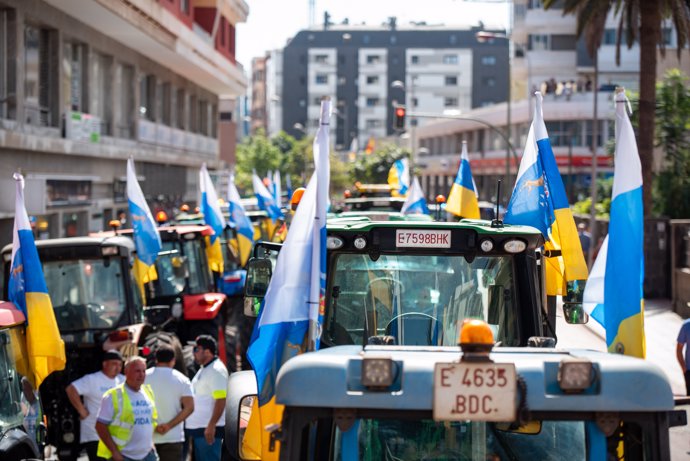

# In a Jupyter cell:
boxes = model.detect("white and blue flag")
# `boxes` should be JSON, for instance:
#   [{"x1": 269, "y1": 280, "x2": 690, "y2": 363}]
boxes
[
  {"x1": 127, "y1": 158, "x2": 162, "y2": 267},
  {"x1": 227, "y1": 173, "x2": 255, "y2": 266},
  {"x1": 400, "y1": 176, "x2": 429, "y2": 215},
  {"x1": 583, "y1": 89, "x2": 645, "y2": 358},
  {"x1": 200, "y1": 163, "x2": 226, "y2": 240},
  {"x1": 247, "y1": 98, "x2": 330, "y2": 426},
  {"x1": 273, "y1": 170, "x2": 282, "y2": 208},
  {"x1": 252, "y1": 171, "x2": 284, "y2": 222}
]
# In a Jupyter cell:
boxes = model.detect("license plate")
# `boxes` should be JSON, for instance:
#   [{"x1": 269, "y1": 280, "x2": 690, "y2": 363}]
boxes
[
  {"x1": 396, "y1": 229, "x2": 451, "y2": 248},
  {"x1": 433, "y1": 362, "x2": 517, "y2": 421}
]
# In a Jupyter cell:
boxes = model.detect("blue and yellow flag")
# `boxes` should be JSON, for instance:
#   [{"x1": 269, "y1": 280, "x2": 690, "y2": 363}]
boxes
[
  {"x1": 388, "y1": 158, "x2": 410, "y2": 197},
  {"x1": 245, "y1": 100, "x2": 331, "y2": 460},
  {"x1": 200, "y1": 164, "x2": 226, "y2": 274},
  {"x1": 9, "y1": 173, "x2": 66, "y2": 387},
  {"x1": 127, "y1": 158, "x2": 162, "y2": 293},
  {"x1": 227, "y1": 174, "x2": 255, "y2": 266},
  {"x1": 446, "y1": 141, "x2": 480, "y2": 219},
  {"x1": 504, "y1": 92, "x2": 588, "y2": 295},
  {"x1": 583, "y1": 89, "x2": 645, "y2": 358}
]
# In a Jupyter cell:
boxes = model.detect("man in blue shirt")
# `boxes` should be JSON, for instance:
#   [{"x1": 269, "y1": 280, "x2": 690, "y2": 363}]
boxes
[{"x1": 676, "y1": 319, "x2": 690, "y2": 395}]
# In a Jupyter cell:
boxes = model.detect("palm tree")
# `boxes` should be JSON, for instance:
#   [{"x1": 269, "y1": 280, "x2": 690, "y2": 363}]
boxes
[{"x1": 543, "y1": 0, "x2": 690, "y2": 216}]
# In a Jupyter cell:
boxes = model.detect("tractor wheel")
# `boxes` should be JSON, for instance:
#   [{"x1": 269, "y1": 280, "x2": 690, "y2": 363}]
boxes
[
  {"x1": 142, "y1": 331, "x2": 186, "y2": 376},
  {"x1": 182, "y1": 343, "x2": 198, "y2": 378}
]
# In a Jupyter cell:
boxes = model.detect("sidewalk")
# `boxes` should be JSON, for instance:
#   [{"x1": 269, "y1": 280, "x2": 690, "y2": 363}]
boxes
[{"x1": 580, "y1": 298, "x2": 686, "y2": 396}]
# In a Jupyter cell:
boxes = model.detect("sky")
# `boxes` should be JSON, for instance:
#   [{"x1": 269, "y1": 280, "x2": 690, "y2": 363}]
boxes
[{"x1": 235, "y1": 0, "x2": 511, "y2": 70}]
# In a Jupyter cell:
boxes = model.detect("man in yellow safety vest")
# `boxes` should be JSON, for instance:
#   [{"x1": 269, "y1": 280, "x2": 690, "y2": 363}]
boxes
[{"x1": 95, "y1": 356, "x2": 158, "y2": 461}]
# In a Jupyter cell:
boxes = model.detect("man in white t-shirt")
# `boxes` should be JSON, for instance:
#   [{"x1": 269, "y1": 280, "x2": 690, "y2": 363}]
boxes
[
  {"x1": 96, "y1": 356, "x2": 158, "y2": 461},
  {"x1": 146, "y1": 345, "x2": 194, "y2": 461},
  {"x1": 66, "y1": 349, "x2": 124, "y2": 461},
  {"x1": 185, "y1": 335, "x2": 228, "y2": 461}
]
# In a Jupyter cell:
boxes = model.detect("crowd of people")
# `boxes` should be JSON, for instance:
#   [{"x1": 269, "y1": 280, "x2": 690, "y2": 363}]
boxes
[{"x1": 66, "y1": 335, "x2": 228, "y2": 461}]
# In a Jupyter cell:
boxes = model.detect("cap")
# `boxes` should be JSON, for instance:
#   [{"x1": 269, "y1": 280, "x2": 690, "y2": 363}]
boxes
[
  {"x1": 103, "y1": 349, "x2": 123, "y2": 361},
  {"x1": 191, "y1": 335, "x2": 217, "y2": 355}
]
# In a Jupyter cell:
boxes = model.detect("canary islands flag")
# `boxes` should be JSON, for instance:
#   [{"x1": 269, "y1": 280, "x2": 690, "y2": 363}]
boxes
[
  {"x1": 583, "y1": 89, "x2": 645, "y2": 358},
  {"x1": 253, "y1": 171, "x2": 284, "y2": 222},
  {"x1": 127, "y1": 158, "x2": 162, "y2": 290},
  {"x1": 446, "y1": 140, "x2": 480, "y2": 219},
  {"x1": 246, "y1": 100, "x2": 331, "y2": 460},
  {"x1": 273, "y1": 170, "x2": 282, "y2": 208},
  {"x1": 504, "y1": 92, "x2": 588, "y2": 295},
  {"x1": 8, "y1": 173, "x2": 66, "y2": 388},
  {"x1": 200, "y1": 164, "x2": 226, "y2": 273},
  {"x1": 401, "y1": 176, "x2": 429, "y2": 215},
  {"x1": 227, "y1": 174, "x2": 255, "y2": 266},
  {"x1": 388, "y1": 158, "x2": 410, "y2": 197}
]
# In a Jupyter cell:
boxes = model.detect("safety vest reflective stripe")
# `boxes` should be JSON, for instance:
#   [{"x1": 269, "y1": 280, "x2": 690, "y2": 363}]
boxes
[{"x1": 97, "y1": 384, "x2": 157, "y2": 459}]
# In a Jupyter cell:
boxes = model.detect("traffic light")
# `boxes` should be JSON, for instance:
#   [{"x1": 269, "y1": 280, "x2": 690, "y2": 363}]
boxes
[{"x1": 394, "y1": 105, "x2": 406, "y2": 130}]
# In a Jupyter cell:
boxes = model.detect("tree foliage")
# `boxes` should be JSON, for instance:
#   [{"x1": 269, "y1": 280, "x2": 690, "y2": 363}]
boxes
[
  {"x1": 349, "y1": 144, "x2": 410, "y2": 184},
  {"x1": 653, "y1": 69, "x2": 690, "y2": 218},
  {"x1": 234, "y1": 130, "x2": 351, "y2": 197}
]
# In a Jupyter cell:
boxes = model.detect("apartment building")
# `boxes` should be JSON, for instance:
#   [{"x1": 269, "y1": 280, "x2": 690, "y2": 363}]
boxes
[
  {"x1": 274, "y1": 18, "x2": 509, "y2": 151},
  {"x1": 0, "y1": 0, "x2": 248, "y2": 243}
]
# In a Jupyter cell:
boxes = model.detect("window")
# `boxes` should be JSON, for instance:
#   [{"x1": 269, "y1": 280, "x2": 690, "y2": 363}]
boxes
[
  {"x1": 366, "y1": 75, "x2": 379, "y2": 85},
  {"x1": 443, "y1": 54, "x2": 458, "y2": 64},
  {"x1": 189, "y1": 94, "x2": 198, "y2": 132},
  {"x1": 551, "y1": 34, "x2": 577, "y2": 51},
  {"x1": 118, "y1": 64, "x2": 135, "y2": 138},
  {"x1": 24, "y1": 24, "x2": 58, "y2": 127},
  {"x1": 444, "y1": 97, "x2": 458, "y2": 107},
  {"x1": 412, "y1": 97, "x2": 418, "y2": 108},
  {"x1": 366, "y1": 55, "x2": 381, "y2": 64},
  {"x1": 0, "y1": 8, "x2": 16, "y2": 119},
  {"x1": 603, "y1": 29, "x2": 616, "y2": 45},
  {"x1": 484, "y1": 77, "x2": 496, "y2": 87},
  {"x1": 365, "y1": 119, "x2": 382, "y2": 129},
  {"x1": 411, "y1": 55, "x2": 419, "y2": 64},
  {"x1": 181, "y1": 0, "x2": 190, "y2": 14},
  {"x1": 445, "y1": 76, "x2": 458, "y2": 86},
  {"x1": 314, "y1": 54, "x2": 328, "y2": 63},
  {"x1": 91, "y1": 52, "x2": 113, "y2": 135},
  {"x1": 199, "y1": 99, "x2": 209, "y2": 136},
  {"x1": 481, "y1": 55, "x2": 496, "y2": 66},
  {"x1": 313, "y1": 97, "x2": 322, "y2": 106},
  {"x1": 529, "y1": 34, "x2": 549, "y2": 51},
  {"x1": 175, "y1": 88, "x2": 186, "y2": 130},
  {"x1": 365, "y1": 97, "x2": 379, "y2": 107},
  {"x1": 315, "y1": 74, "x2": 328, "y2": 84},
  {"x1": 161, "y1": 83, "x2": 171, "y2": 126},
  {"x1": 139, "y1": 74, "x2": 156, "y2": 121},
  {"x1": 63, "y1": 42, "x2": 87, "y2": 112},
  {"x1": 662, "y1": 28, "x2": 673, "y2": 46}
]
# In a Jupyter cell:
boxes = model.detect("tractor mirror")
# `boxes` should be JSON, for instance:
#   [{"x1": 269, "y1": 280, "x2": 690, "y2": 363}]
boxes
[
  {"x1": 563, "y1": 302, "x2": 588, "y2": 324},
  {"x1": 244, "y1": 258, "x2": 272, "y2": 299}
]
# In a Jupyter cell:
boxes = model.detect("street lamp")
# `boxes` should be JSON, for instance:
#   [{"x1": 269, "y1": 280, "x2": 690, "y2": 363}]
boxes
[{"x1": 476, "y1": 30, "x2": 512, "y2": 189}]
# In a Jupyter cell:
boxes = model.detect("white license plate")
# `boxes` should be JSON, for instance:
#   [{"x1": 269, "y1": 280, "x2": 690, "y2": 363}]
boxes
[
  {"x1": 433, "y1": 362, "x2": 517, "y2": 422},
  {"x1": 396, "y1": 229, "x2": 451, "y2": 248}
]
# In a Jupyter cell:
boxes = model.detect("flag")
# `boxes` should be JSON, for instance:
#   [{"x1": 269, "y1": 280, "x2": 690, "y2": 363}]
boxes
[
  {"x1": 8, "y1": 173, "x2": 66, "y2": 387},
  {"x1": 388, "y1": 158, "x2": 410, "y2": 197},
  {"x1": 227, "y1": 173, "x2": 255, "y2": 266},
  {"x1": 446, "y1": 140, "x2": 480, "y2": 219},
  {"x1": 401, "y1": 177, "x2": 429, "y2": 215},
  {"x1": 273, "y1": 170, "x2": 282, "y2": 208},
  {"x1": 285, "y1": 174, "x2": 293, "y2": 201},
  {"x1": 127, "y1": 158, "x2": 162, "y2": 291},
  {"x1": 253, "y1": 171, "x2": 284, "y2": 222},
  {"x1": 246, "y1": 100, "x2": 331, "y2": 460},
  {"x1": 200, "y1": 164, "x2": 226, "y2": 273},
  {"x1": 504, "y1": 92, "x2": 588, "y2": 295},
  {"x1": 583, "y1": 89, "x2": 644, "y2": 358}
]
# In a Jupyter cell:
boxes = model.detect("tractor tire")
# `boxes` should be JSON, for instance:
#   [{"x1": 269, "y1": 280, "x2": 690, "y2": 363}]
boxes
[
  {"x1": 142, "y1": 331, "x2": 186, "y2": 376},
  {"x1": 182, "y1": 344, "x2": 198, "y2": 378}
]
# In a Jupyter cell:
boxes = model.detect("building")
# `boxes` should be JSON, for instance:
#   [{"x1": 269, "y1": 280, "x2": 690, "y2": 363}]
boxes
[
  {"x1": 250, "y1": 56, "x2": 267, "y2": 135},
  {"x1": 415, "y1": 91, "x2": 615, "y2": 204},
  {"x1": 275, "y1": 17, "x2": 508, "y2": 151},
  {"x1": 0, "y1": 0, "x2": 248, "y2": 243}
]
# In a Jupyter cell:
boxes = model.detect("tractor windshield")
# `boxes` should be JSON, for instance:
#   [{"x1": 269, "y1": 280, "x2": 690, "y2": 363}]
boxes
[
  {"x1": 324, "y1": 253, "x2": 518, "y2": 347},
  {"x1": 332, "y1": 419, "x2": 586, "y2": 461},
  {"x1": 149, "y1": 240, "x2": 211, "y2": 298},
  {"x1": 44, "y1": 258, "x2": 128, "y2": 331}
]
